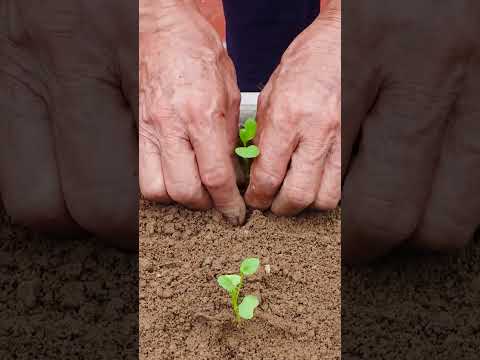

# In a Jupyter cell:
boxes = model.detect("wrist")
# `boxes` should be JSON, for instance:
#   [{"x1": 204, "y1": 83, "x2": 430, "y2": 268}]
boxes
[{"x1": 281, "y1": 0, "x2": 340, "y2": 62}]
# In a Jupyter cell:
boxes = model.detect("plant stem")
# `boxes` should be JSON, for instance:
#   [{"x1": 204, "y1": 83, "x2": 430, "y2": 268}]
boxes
[
  {"x1": 242, "y1": 157, "x2": 250, "y2": 181},
  {"x1": 232, "y1": 274, "x2": 244, "y2": 323},
  {"x1": 232, "y1": 293, "x2": 240, "y2": 323}
]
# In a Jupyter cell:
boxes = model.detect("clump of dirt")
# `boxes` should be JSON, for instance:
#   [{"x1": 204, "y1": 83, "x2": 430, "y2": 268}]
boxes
[
  {"x1": 0, "y1": 204, "x2": 138, "y2": 359},
  {"x1": 139, "y1": 200, "x2": 341, "y2": 360}
]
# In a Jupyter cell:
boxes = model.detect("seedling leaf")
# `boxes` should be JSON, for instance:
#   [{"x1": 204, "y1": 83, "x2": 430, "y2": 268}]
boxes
[
  {"x1": 218, "y1": 274, "x2": 241, "y2": 293},
  {"x1": 243, "y1": 117, "x2": 257, "y2": 139},
  {"x1": 217, "y1": 258, "x2": 262, "y2": 323},
  {"x1": 238, "y1": 295, "x2": 259, "y2": 320},
  {"x1": 239, "y1": 118, "x2": 257, "y2": 146},
  {"x1": 235, "y1": 145, "x2": 260, "y2": 159},
  {"x1": 240, "y1": 258, "x2": 260, "y2": 276},
  {"x1": 239, "y1": 128, "x2": 249, "y2": 146}
]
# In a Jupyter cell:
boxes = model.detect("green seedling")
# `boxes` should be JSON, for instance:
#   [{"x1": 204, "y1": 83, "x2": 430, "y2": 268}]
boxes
[
  {"x1": 217, "y1": 258, "x2": 260, "y2": 323},
  {"x1": 235, "y1": 118, "x2": 260, "y2": 179}
]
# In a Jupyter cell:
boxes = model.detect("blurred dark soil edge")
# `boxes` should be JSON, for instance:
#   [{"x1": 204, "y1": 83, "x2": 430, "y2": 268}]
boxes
[
  {"x1": 342, "y1": 229, "x2": 480, "y2": 359},
  {"x1": 0, "y1": 202, "x2": 138, "y2": 359}
]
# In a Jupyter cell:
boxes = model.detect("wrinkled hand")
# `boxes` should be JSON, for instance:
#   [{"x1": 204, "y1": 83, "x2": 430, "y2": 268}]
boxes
[
  {"x1": 0, "y1": 0, "x2": 138, "y2": 249},
  {"x1": 139, "y1": 1, "x2": 245, "y2": 224},
  {"x1": 245, "y1": 2, "x2": 341, "y2": 216},
  {"x1": 342, "y1": 0, "x2": 480, "y2": 263}
]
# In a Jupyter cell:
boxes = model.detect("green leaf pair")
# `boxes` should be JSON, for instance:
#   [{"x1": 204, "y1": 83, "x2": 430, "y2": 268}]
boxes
[
  {"x1": 235, "y1": 118, "x2": 260, "y2": 160},
  {"x1": 217, "y1": 258, "x2": 260, "y2": 322}
]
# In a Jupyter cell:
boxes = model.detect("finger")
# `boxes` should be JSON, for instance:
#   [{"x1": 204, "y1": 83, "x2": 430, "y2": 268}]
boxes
[
  {"x1": 271, "y1": 138, "x2": 331, "y2": 216},
  {"x1": 225, "y1": 56, "x2": 248, "y2": 189},
  {"x1": 222, "y1": 54, "x2": 242, "y2": 152},
  {"x1": 0, "y1": 71, "x2": 79, "y2": 234},
  {"x1": 224, "y1": 75, "x2": 246, "y2": 187},
  {"x1": 314, "y1": 129, "x2": 341, "y2": 210},
  {"x1": 342, "y1": 73, "x2": 460, "y2": 264},
  {"x1": 0, "y1": 2, "x2": 80, "y2": 234},
  {"x1": 190, "y1": 111, "x2": 246, "y2": 225},
  {"x1": 159, "y1": 131, "x2": 213, "y2": 211},
  {"x1": 52, "y1": 75, "x2": 138, "y2": 250},
  {"x1": 81, "y1": 0, "x2": 138, "y2": 126},
  {"x1": 341, "y1": 44, "x2": 381, "y2": 182},
  {"x1": 139, "y1": 84, "x2": 169, "y2": 202},
  {"x1": 139, "y1": 132, "x2": 171, "y2": 203},
  {"x1": 412, "y1": 61, "x2": 480, "y2": 251},
  {"x1": 18, "y1": 1, "x2": 139, "y2": 249},
  {"x1": 182, "y1": 56, "x2": 246, "y2": 224},
  {"x1": 244, "y1": 94, "x2": 297, "y2": 210}
]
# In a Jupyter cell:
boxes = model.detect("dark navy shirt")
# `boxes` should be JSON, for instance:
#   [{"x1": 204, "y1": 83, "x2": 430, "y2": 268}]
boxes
[{"x1": 222, "y1": 0, "x2": 320, "y2": 92}]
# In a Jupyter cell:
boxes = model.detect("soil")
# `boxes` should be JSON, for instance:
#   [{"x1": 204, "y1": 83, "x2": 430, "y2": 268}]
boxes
[
  {"x1": 0, "y1": 203, "x2": 138, "y2": 359},
  {"x1": 342, "y1": 232, "x2": 480, "y2": 359},
  {"x1": 139, "y1": 200, "x2": 341, "y2": 360}
]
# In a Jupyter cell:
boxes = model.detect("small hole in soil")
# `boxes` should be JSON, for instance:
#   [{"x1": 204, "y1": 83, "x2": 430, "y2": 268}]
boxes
[{"x1": 243, "y1": 207, "x2": 255, "y2": 224}]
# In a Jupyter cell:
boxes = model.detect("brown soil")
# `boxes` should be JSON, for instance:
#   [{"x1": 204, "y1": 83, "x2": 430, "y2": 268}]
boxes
[
  {"x1": 0, "y1": 204, "x2": 138, "y2": 359},
  {"x1": 342, "y1": 232, "x2": 480, "y2": 359},
  {"x1": 139, "y1": 200, "x2": 341, "y2": 360}
]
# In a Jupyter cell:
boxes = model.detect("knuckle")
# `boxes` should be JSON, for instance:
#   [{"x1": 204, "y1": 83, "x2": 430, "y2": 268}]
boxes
[
  {"x1": 346, "y1": 197, "x2": 418, "y2": 246},
  {"x1": 167, "y1": 183, "x2": 201, "y2": 206},
  {"x1": 5, "y1": 198, "x2": 66, "y2": 232},
  {"x1": 66, "y1": 189, "x2": 137, "y2": 239},
  {"x1": 140, "y1": 181, "x2": 170, "y2": 204},
  {"x1": 323, "y1": 114, "x2": 340, "y2": 134},
  {"x1": 201, "y1": 166, "x2": 230, "y2": 190},
  {"x1": 357, "y1": 215, "x2": 413, "y2": 243},
  {"x1": 315, "y1": 190, "x2": 340, "y2": 210},
  {"x1": 283, "y1": 186, "x2": 316, "y2": 209},
  {"x1": 252, "y1": 170, "x2": 283, "y2": 193}
]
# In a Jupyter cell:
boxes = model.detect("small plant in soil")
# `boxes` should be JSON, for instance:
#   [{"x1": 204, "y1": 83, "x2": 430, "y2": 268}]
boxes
[
  {"x1": 217, "y1": 258, "x2": 260, "y2": 323},
  {"x1": 235, "y1": 118, "x2": 260, "y2": 179}
]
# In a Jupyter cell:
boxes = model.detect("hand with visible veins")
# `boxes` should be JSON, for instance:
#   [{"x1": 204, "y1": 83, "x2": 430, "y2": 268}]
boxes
[
  {"x1": 245, "y1": 0, "x2": 341, "y2": 216},
  {"x1": 0, "y1": 0, "x2": 138, "y2": 249},
  {"x1": 342, "y1": 0, "x2": 480, "y2": 264},
  {"x1": 139, "y1": 0, "x2": 246, "y2": 225}
]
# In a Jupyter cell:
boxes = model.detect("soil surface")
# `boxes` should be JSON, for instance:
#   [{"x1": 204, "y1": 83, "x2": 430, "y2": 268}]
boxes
[
  {"x1": 139, "y1": 200, "x2": 341, "y2": 360},
  {"x1": 0, "y1": 204, "x2": 138, "y2": 359},
  {"x1": 342, "y1": 232, "x2": 480, "y2": 359}
]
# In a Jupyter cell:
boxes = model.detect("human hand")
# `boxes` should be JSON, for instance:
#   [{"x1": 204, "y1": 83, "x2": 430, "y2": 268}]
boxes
[
  {"x1": 0, "y1": 0, "x2": 138, "y2": 249},
  {"x1": 139, "y1": 0, "x2": 246, "y2": 224},
  {"x1": 342, "y1": 0, "x2": 480, "y2": 263},
  {"x1": 245, "y1": 1, "x2": 341, "y2": 216}
]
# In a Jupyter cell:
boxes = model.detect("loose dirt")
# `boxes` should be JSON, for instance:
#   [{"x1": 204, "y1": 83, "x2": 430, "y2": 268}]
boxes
[
  {"x1": 0, "y1": 204, "x2": 138, "y2": 359},
  {"x1": 342, "y1": 232, "x2": 480, "y2": 359},
  {"x1": 139, "y1": 200, "x2": 341, "y2": 360}
]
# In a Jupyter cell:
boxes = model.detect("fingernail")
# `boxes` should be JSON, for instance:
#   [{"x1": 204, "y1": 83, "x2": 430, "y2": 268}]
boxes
[{"x1": 223, "y1": 202, "x2": 246, "y2": 226}]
